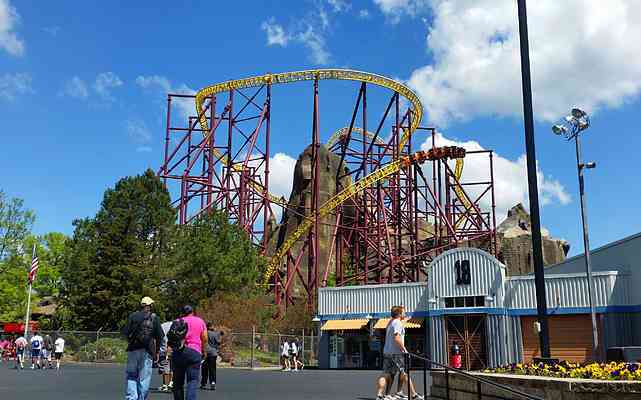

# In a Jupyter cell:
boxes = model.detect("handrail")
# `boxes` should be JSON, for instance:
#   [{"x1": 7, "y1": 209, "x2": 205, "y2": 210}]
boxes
[{"x1": 405, "y1": 352, "x2": 545, "y2": 400}]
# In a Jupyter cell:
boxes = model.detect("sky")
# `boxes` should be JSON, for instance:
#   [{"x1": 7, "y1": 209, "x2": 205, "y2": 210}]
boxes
[{"x1": 2, "y1": 0, "x2": 641, "y2": 257}]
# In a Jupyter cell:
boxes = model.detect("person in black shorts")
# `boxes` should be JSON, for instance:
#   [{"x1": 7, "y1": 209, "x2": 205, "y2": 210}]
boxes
[{"x1": 54, "y1": 335, "x2": 65, "y2": 370}]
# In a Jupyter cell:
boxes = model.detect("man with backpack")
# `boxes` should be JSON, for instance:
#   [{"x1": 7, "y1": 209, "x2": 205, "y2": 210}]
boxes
[
  {"x1": 122, "y1": 296, "x2": 164, "y2": 400},
  {"x1": 43, "y1": 334, "x2": 54, "y2": 369},
  {"x1": 167, "y1": 305, "x2": 207, "y2": 400},
  {"x1": 30, "y1": 330, "x2": 43, "y2": 369}
]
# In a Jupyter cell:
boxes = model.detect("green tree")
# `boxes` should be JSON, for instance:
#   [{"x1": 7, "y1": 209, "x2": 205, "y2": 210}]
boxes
[
  {"x1": 167, "y1": 210, "x2": 264, "y2": 311},
  {"x1": 0, "y1": 190, "x2": 35, "y2": 263},
  {"x1": 0, "y1": 233, "x2": 68, "y2": 322},
  {"x1": 60, "y1": 170, "x2": 175, "y2": 330}
]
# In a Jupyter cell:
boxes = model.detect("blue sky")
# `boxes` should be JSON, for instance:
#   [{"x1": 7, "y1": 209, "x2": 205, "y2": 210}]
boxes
[{"x1": 2, "y1": 0, "x2": 641, "y2": 257}]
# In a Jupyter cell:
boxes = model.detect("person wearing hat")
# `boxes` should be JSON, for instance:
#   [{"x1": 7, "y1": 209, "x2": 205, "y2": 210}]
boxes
[{"x1": 122, "y1": 296, "x2": 164, "y2": 400}]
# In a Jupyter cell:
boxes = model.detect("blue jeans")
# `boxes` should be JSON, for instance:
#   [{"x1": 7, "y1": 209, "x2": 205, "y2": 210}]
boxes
[
  {"x1": 172, "y1": 347, "x2": 202, "y2": 400},
  {"x1": 125, "y1": 349, "x2": 153, "y2": 400}
]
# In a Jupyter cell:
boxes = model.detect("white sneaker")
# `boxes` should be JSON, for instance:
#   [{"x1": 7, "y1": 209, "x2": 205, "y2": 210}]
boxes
[{"x1": 30, "y1": 365, "x2": 34, "y2": 369}]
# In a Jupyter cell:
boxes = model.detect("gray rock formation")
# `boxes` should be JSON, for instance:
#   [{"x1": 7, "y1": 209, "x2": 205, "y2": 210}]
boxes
[
  {"x1": 496, "y1": 203, "x2": 570, "y2": 275},
  {"x1": 265, "y1": 144, "x2": 351, "y2": 294}
]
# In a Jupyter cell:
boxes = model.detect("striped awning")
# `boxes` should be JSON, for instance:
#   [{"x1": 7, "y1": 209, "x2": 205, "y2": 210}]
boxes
[
  {"x1": 373, "y1": 318, "x2": 423, "y2": 329},
  {"x1": 320, "y1": 319, "x2": 369, "y2": 331}
]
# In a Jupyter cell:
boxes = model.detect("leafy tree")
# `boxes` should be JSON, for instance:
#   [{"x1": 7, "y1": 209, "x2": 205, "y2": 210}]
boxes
[
  {"x1": 166, "y1": 210, "x2": 264, "y2": 312},
  {"x1": 0, "y1": 233, "x2": 67, "y2": 322},
  {"x1": 0, "y1": 190, "x2": 35, "y2": 263},
  {"x1": 60, "y1": 170, "x2": 175, "y2": 330}
]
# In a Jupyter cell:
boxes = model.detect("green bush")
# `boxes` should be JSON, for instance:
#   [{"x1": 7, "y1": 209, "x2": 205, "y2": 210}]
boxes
[{"x1": 75, "y1": 337, "x2": 128, "y2": 363}]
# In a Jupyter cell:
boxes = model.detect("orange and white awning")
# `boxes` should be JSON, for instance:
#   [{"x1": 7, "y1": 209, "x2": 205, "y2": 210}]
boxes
[
  {"x1": 373, "y1": 318, "x2": 423, "y2": 329},
  {"x1": 320, "y1": 319, "x2": 369, "y2": 331}
]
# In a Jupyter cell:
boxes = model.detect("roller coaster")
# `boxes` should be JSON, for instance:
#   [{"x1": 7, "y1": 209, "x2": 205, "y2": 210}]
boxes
[{"x1": 158, "y1": 69, "x2": 497, "y2": 309}]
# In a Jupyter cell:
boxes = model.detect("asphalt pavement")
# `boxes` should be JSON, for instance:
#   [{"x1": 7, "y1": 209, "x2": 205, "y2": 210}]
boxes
[{"x1": 0, "y1": 362, "x2": 429, "y2": 400}]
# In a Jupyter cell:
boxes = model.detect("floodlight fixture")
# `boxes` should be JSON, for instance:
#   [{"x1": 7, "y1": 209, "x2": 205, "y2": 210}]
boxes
[
  {"x1": 571, "y1": 107, "x2": 587, "y2": 118},
  {"x1": 552, "y1": 124, "x2": 567, "y2": 135}
]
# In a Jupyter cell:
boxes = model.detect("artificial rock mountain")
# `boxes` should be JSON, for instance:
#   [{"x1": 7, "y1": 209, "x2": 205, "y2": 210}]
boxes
[{"x1": 265, "y1": 146, "x2": 569, "y2": 293}]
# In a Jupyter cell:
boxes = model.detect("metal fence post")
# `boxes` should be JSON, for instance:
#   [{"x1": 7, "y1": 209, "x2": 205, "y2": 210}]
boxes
[
  {"x1": 423, "y1": 360, "x2": 427, "y2": 400},
  {"x1": 406, "y1": 353, "x2": 411, "y2": 397},
  {"x1": 251, "y1": 326, "x2": 255, "y2": 369},
  {"x1": 302, "y1": 328, "x2": 305, "y2": 364},
  {"x1": 445, "y1": 368, "x2": 450, "y2": 400},
  {"x1": 477, "y1": 380, "x2": 482, "y2": 400}
]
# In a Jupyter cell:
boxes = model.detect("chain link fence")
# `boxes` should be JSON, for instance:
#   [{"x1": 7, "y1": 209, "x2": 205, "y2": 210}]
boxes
[
  {"x1": 229, "y1": 331, "x2": 318, "y2": 368},
  {"x1": 37, "y1": 331, "x2": 127, "y2": 363},
  {"x1": 24, "y1": 329, "x2": 319, "y2": 367}
]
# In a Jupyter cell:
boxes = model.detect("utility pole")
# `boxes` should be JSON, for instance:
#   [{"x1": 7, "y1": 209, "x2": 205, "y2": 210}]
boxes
[{"x1": 517, "y1": 0, "x2": 551, "y2": 358}]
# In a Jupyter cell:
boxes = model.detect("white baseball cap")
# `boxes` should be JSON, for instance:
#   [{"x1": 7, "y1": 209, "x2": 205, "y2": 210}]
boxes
[{"x1": 140, "y1": 296, "x2": 155, "y2": 306}]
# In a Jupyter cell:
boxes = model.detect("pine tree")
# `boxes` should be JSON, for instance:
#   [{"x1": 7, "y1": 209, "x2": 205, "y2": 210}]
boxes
[{"x1": 60, "y1": 170, "x2": 175, "y2": 330}]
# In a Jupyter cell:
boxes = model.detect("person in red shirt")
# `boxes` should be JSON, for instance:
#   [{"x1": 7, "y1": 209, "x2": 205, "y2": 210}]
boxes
[{"x1": 171, "y1": 305, "x2": 207, "y2": 400}]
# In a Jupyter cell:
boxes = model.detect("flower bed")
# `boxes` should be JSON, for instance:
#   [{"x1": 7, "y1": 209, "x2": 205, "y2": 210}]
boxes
[{"x1": 484, "y1": 361, "x2": 641, "y2": 381}]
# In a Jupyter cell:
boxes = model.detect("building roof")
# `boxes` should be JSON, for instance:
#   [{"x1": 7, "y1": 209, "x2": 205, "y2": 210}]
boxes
[{"x1": 549, "y1": 231, "x2": 641, "y2": 267}]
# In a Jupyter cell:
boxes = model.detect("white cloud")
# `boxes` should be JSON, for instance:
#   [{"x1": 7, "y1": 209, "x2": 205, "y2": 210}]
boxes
[
  {"x1": 260, "y1": 17, "x2": 332, "y2": 66},
  {"x1": 400, "y1": 0, "x2": 641, "y2": 126},
  {"x1": 420, "y1": 132, "x2": 571, "y2": 222},
  {"x1": 126, "y1": 119, "x2": 152, "y2": 144},
  {"x1": 327, "y1": 0, "x2": 350, "y2": 13},
  {"x1": 60, "y1": 76, "x2": 89, "y2": 99},
  {"x1": 135, "y1": 75, "x2": 196, "y2": 121},
  {"x1": 0, "y1": 72, "x2": 31, "y2": 101},
  {"x1": 358, "y1": 9, "x2": 371, "y2": 19},
  {"x1": 135, "y1": 75, "x2": 171, "y2": 92},
  {"x1": 373, "y1": 0, "x2": 428, "y2": 23},
  {"x1": 297, "y1": 26, "x2": 331, "y2": 65},
  {"x1": 268, "y1": 153, "x2": 297, "y2": 200},
  {"x1": 261, "y1": 18, "x2": 289, "y2": 47},
  {"x1": 94, "y1": 72, "x2": 123, "y2": 101},
  {"x1": 0, "y1": 0, "x2": 24, "y2": 56}
]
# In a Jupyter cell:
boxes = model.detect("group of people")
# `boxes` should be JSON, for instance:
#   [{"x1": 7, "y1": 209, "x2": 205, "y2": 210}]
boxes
[
  {"x1": 280, "y1": 338, "x2": 303, "y2": 371},
  {"x1": 123, "y1": 296, "x2": 222, "y2": 400},
  {"x1": 0, "y1": 331, "x2": 65, "y2": 370}
]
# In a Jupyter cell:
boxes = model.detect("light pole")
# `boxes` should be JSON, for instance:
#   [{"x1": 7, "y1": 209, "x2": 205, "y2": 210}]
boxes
[
  {"x1": 517, "y1": 0, "x2": 551, "y2": 359},
  {"x1": 552, "y1": 107, "x2": 600, "y2": 360}
]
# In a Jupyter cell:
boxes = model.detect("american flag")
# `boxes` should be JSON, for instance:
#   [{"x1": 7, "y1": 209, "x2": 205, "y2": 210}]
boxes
[{"x1": 28, "y1": 251, "x2": 38, "y2": 284}]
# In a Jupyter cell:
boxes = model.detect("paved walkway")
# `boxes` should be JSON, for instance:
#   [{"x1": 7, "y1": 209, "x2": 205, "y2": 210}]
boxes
[{"x1": 0, "y1": 363, "x2": 429, "y2": 399}]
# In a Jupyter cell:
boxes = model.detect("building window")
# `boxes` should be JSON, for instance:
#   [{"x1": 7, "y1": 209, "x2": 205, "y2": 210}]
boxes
[{"x1": 443, "y1": 296, "x2": 485, "y2": 308}]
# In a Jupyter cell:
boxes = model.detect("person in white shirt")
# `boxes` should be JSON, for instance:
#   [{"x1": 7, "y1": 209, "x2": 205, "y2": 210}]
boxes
[
  {"x1": 30, "y1": 331, "x2": 44, "y2": 369},
  {"x1": 375, "y1": 306, "x2": 423, "y2": 400},
  {"x1": 14, "y1": 336, "x2": 28, "y2": 369},
  {"x1": 290, "y1": 338, "x2": 303, "y2": 371},
  {"x1": 54, "y1": 335, "x2": 65, "y2": 370},
  {"x1": 281, "y1": 340, "x2": 291, "y2": 371}
]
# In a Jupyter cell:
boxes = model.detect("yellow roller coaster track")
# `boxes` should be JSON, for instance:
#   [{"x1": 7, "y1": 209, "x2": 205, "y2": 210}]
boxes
[{"x1": 191, "y1": 69, "x2": 466, "y2": 287}]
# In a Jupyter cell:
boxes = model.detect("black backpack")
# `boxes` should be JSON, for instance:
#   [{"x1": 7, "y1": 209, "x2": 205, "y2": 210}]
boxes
[
  {"x1": 166, "y1": 319, "x2": 188, "y2": 349},
  {"x1": 131, "y1": 311, "x2": 155, "y2": 345}
]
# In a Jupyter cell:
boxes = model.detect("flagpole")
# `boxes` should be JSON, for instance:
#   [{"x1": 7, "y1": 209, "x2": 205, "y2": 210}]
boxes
[{"x1": 23, "y1": 244, "x2": 35, "y2": 338}]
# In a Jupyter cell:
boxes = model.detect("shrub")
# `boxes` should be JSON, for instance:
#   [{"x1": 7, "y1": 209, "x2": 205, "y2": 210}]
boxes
[{"x1": 485, "y1": 361, "x2": 641, "y2": 381}]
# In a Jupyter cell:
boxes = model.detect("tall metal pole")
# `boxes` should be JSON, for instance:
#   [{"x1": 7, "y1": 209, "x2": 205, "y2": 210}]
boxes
[
  {"x1": 517, "y1": 0, "x2": 551, "y2": 358},
  {"x1": 23, "y1": 244, "x2": 36, "y2": 338},
  {"x1": 575, "y1": 134, "x2": 600, "y2": 360}
]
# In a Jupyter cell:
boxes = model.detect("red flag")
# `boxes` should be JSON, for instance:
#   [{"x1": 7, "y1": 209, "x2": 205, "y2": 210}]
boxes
[{"x1": 28, "y1": 254, "x2": 38, "y2": 284}]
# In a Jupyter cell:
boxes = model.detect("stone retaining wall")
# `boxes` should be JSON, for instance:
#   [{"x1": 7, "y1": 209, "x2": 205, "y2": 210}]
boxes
[{"x1": 430, "y1": 371, "x2": 641, "y2": 400}]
